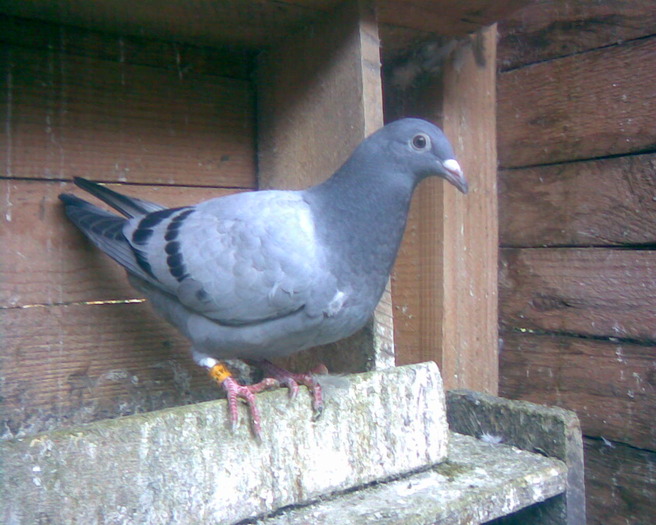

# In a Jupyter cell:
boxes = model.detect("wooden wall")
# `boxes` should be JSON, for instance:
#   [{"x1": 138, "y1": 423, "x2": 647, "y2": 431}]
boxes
[
  {"x1": 496, "y1": 2, "x2": 656, "y2": 523},
  {"x1": 0, "y1": 16, "x2": 256, "y2": 438},
  {"x1": 2, "y1": 2, "x2": 509, "y2": 441}
]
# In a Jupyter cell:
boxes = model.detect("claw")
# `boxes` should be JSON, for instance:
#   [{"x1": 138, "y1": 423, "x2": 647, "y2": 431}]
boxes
[
  {"x1": 208, "y1": 362, "x2": 278, "y2": 438},
  {"x1": 206, "y1": 360, "x2": 327, "y2": 438},
  {"x1": 258, "y1": 360, "x2": 325, "y2": 419}
]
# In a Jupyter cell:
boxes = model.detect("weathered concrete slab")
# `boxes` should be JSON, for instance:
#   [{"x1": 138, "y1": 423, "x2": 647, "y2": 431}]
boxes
[
  {"x1": 446, "y1": 390, "x2": 585, "y2": 525},
  {"x1": 253, "y1": 432, "x2": 567, "y2": 524},
  {"x1": 0, "y1": 362, "x2": 447, "y2": 524}
]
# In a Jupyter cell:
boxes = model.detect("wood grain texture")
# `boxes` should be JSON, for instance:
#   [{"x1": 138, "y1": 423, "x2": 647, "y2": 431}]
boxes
[
  {"x1": 499, "y1": 153, "x2": 656, "y2": 247},
  {"x1": 1, "y1": 44, "x2": 255, "y2": 186},
  {"x1": 584, "y1": 437, "x2": 656, "y2": 525},
  {"x1": 0, "y1": 0, "x2": 528, "y2": 50},
  {"x1": 0, "y1": 15, "x2": 254, "y2": 80},
  {"x1": 439, "y1": 25, "x2": 498, "y2": 393},
  {"x1": 377, "y1": 0, "x2": 529, "y2": 36},
  {"x1": 499, "y1": 331, "x2": 656, "y2": 449},
  {"x1": 392, "y1": 26, "x2": 499, "y2": 394},
  {"x1": 257, "y1": 0, "x2": 382, "y2": 190},
  {"x1": 497, "y1": 35, "x2": 656, "y2": 168},
  {"x1": 257, "y1": 0, "x2": 392, "y2": 373},
  {"x1": 0, "y1": 302, "x2": 220, "y2": 439},
  {"x1": 499, "y1": 248, "x2": 656, "y2": 343},
  {"x1": 1, "y1": 179, "x2": 241, "y2": 307},
  {"x1": 498, "y1": 0, "x2": 656, "y2": 71},
  {"x1": 496, "y1": 2, "x2": 656, "y2": 522},
  {"x1": 0, "y1": 0, "x2": 334, "y2": 49}
]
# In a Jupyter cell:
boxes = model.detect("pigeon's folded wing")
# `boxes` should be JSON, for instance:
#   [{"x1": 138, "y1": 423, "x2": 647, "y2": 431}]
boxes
[{"x1": 123, "y1": 191, "x2": 337, "y2": 326}]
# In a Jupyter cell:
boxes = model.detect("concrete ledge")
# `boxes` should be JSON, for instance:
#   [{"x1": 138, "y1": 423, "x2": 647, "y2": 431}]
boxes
[
  {"x1": 253, "y1": 432, "x2": 567, "y2": 524},
  {"x1": 1, "y1": 362, "x2": 447, "y2": 524},
  {"x1": 446, "y1": 390, "x2": 585, "y2": 525}
]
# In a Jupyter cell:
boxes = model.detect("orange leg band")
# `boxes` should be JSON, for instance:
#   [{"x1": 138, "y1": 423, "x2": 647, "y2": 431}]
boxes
[{"x1": 208, "y1": 362, "x2": 233, "y2": 384}]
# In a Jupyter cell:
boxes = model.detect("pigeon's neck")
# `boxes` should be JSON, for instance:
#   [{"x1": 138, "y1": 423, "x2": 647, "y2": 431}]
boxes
[{"x1": 305, "y1": 151, "x2": 416, "y2": 293}]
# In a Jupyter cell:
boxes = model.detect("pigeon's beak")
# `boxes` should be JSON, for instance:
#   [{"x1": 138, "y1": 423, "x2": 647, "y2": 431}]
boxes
[{"x1": 442, "y1": 159, "x2": 468, "y2": 194}]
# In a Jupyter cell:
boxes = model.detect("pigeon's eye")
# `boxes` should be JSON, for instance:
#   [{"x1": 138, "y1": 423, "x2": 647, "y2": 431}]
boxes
[{"x1": 411, "y1": 133, "x2": 430, "y2": 151}]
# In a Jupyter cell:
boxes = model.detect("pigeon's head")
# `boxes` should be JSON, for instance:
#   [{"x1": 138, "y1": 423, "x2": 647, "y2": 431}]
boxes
[{"x1": 376, "y1": 118, "x2": 468, "y2": 194}]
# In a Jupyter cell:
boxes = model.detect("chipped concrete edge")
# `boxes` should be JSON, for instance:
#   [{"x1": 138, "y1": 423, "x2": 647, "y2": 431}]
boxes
[{"x1": 1, "y1": 362, "x2": 447, "y2": 524}]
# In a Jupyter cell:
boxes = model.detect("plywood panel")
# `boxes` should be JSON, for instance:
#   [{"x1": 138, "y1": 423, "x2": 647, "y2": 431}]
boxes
[
  {"x1": 500, "y1": 331, "x2": 656, "y2": 449},
  {"x1": 499, "y1": 153, "x2": 656, "y2": 247},
  {"x1": 0, "y1": 302, "x2": 220, "y2": 439},
  {"x1": 1, "y1": 179, "x2": 240, "y2": 307},
  {"x1": 498, "y1": 36, "x2": 656, "y2": 168},
  {"x1": 499, "y1": 248, "x2": 656, "y2": 342},
  {"x1": 1, "y1": 44, "x2": 255, "y2": 186},
  {"x1": 498, "y1": 0, "x2": 656, "y2": 71}
]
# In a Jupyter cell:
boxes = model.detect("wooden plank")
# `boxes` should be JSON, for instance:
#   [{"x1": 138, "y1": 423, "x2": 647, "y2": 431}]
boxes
[
  {"x1": 584, "y1": 437, "x2": 656, "y2": 525},
  {"x1": 1, "y1": 179, "x2": 240, "y2": 307},
  {"x1": 497, "y1": 36, "x2": 656, "y2": 168},
  {"x1": 499, "y1": 331, "x2": 656, "y2": 450},
  {"x1": 498, "y1": 0, "x2": 656, "y2": 71},
  {"x1": 257, "y1": 0, "x2": 383, "y2": 190},
  {"x1": 257, "y1": 0, "x2": 392, "y2": 373},
  {"x1": 499, "y1": 248, "x2": 656, "y2": 343},
  {"x1": 0, "y1": 301, "x2": 220, "y2": 440},
  {"x1": 439, "y1": 25, "x2": 498, "y2": 394},
  {"x1": 1, "y1": 44, "x2": 255, "y2": 186},
  {"x1": 0, "y1": 14, "x2": 254, "y2": 79},
  {"x1": 0, "y1": 0, "x2": 528, "y2": 50},
  {"x1": 0, "y1": 0, "x2": 334, "y2": 49},
  {"x1": 499, "y1": 153, "x2": 656, "y2": 247},
  {"x1": 377, "y1": 0, "x2": 529, "y2": 36},
  {"x1": 390, "y1": 26, "x2": 498, "y2": 394}
]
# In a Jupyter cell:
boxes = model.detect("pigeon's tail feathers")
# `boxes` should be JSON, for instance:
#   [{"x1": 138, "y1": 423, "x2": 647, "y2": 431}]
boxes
[
  {"x1": 73, "y1": 177, "x2": 166, "y2": 217},
  {"x1": 59, "y1": 193, "x2": 152, "y2": 281}
]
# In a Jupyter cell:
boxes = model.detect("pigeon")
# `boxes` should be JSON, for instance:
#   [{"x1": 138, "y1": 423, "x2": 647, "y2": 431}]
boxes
[{"x1": 59, "y1": 118, "x2": 468, "y2": 437}]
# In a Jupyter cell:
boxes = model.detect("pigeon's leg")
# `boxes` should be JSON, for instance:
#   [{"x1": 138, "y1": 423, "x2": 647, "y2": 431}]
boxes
[
  {"x1": 204, "y1": 360, "x2": 278, "y2": 438},
  {"x1": 253, "y1": 360, "x2": 328, "y2": 419}
]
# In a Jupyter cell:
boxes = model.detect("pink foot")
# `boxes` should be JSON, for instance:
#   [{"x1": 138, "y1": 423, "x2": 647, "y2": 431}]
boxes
[
  {"x1": 257, "y1": 360, "x2": 328, "y2": 419},
  {"x1": 221, "y1": 376, "x2": 279, "y2": 438}
]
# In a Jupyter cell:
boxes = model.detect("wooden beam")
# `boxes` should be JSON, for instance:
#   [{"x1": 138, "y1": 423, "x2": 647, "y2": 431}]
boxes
[
  {"x1": 390, "y1": 27, "x2": 499, "y2": 394},
  {"x1": 499, "y1": 153, "x2": 656, "y2": 247},
  {"x1": 0, "y1": 1, "x2": 530, "y2": 50},
  {"x1": 498, "y1": 35, "x2": 656, "y2": 168},
  {"x1": 256, "y1": 0, "x2": 392, "y2": 372},
  {"x1": 498, "y1": 0, "x2": 656, "y2": 71},
  {"x1": 500, "y1": 331, "x2": 656, "y2": 450},
  {"x1": 439, "y1": 25, "x2": 498, "y2": 393},
  {"x1": 0, "y1": 15, "x2": 254, "y2": 80},
  {"x1": 500, "y1": 248, "x2": 656, "y2": 343},
  {"x1": 378, "y1": 0, "x2": 528, "y2": 36}
]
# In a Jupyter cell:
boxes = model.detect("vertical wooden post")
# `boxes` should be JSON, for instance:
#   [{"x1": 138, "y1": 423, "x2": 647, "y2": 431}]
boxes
[
  {"x1": 390, "y1": 26, "x2": 499, "y2": 394},
  {"x1": 441, "y1": 26, "x2": 499, "y2": 393},
  {"x1": 256, "y1": 1, "x2": 393, "y2": 373}
]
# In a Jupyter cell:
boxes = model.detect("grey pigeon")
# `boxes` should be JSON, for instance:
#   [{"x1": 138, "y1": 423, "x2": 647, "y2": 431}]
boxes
[{"x1": 59, "y1": 118, "x2": 468, "y2": 436}]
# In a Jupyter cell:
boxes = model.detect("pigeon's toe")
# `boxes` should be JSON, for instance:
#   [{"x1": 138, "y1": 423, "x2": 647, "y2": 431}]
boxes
[
  {"x1": 258, "y1": 360, "x2": 325, "y2": 418},
  {"x1": 209, "y1": 363, "x2": 279, "y2": 438}
]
